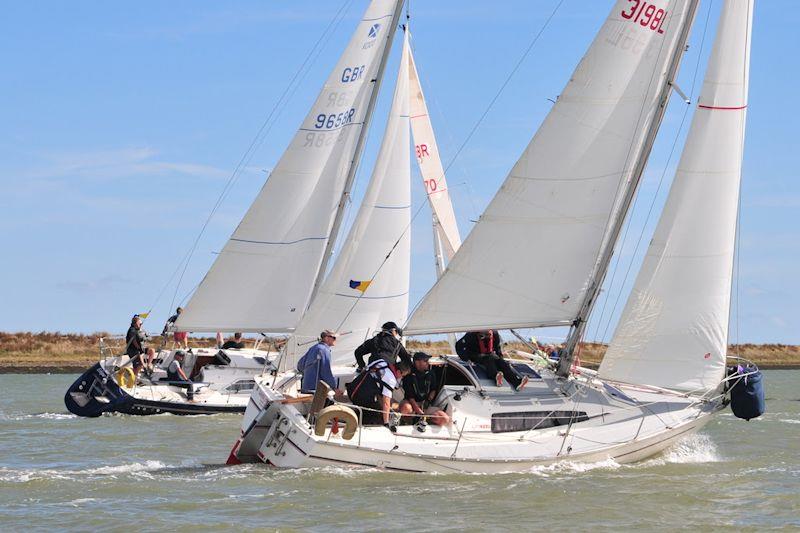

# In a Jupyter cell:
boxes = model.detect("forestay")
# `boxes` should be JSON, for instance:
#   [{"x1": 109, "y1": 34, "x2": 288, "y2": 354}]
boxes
[
  {"x1": 177, "y1": 0, "x2": 401, "y2": 333},
  {"x1": 405, "y1": 0, "x2": 695, "y2": 335},
  {"x1": 287, "y1": 32, "x2": 411, "y2": 366},
  {"x1": 408, "y1": 40, "x2": 461, "y2": 262},
  {"x1": 600, "y1": 0, "x2": 753, "y2": 393}
]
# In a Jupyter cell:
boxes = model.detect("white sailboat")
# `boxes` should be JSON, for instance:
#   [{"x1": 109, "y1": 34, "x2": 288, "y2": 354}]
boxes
[
  {"x1": 230, "y1": 0, "x2": 761, "y2": 472},
  {"x1": 65, "y1": 0, "x2": 407, "y2": 416}
]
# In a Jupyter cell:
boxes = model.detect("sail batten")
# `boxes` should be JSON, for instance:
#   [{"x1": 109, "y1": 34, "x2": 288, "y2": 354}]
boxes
[
  {"x1": 599, "y1": 0, "x2": 753, "y2": 393},
  {"x1": 176, "y1": 0, "x2": 402, "y2": 333}
]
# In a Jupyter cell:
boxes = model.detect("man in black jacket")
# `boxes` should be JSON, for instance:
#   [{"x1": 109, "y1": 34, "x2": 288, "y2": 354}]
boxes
[
  {"x1": 354, "y1": 321, "x2": 412, "y2": 370},
  {"x1": 455, "y1": 330, "x2": 528, "y2": 391},
  {"x1": 126, "y1": 315, "x2": 155, "y2": 376}
]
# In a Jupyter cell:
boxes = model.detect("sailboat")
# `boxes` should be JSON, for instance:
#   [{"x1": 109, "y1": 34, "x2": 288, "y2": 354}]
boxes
[
  {"x1": 229, "y1": 0, "x2": 762, "y2": 472},
  {"x1": 64, "y1": 0, "x2": 410, "y2": 416}
]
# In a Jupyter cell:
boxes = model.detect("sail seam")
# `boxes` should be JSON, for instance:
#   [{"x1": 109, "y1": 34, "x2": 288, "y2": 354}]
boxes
[
  {"x1": 697, "y1": 104, "x2": 747, "y2": 110},
  {"x1": 230, "y1": 237, "x2": 326, "y2": 245}
]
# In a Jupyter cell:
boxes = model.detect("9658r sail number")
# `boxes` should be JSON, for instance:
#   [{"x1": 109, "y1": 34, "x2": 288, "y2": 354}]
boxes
[{"x1": 314, "y1": 108, "x2": 356, "y2": 129}]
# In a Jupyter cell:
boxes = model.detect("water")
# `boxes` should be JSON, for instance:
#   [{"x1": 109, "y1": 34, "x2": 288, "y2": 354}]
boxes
[{"x1": 1, "y1": 371, "x2": 797, "y2": 531}]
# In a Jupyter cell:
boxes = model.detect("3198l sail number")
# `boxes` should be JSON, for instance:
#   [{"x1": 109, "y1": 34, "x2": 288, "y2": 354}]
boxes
[
  {"x1": 314, "y1": 108, "x2": 356, "y2": 129},
  {"x1": 621, "y1": 0, "x2": 667, "y2": 34}
]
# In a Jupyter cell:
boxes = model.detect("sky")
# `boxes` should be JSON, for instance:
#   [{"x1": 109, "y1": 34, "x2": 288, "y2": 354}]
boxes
[{"x1": 1, "y1": 1, "x2": 798, "y2": 344}]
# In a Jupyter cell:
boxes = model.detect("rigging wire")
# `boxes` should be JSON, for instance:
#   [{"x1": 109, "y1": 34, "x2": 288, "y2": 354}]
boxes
[
  {"x1": 143, "y1": 1, "x2": 354, "y2": 323},
  {"x1": 440, "y1": 0, "x2": 565, "y2": 177},
  {"x1": 734, "y1": 0, "x2": 753, "y2": 357},
  {"x1": 591, "y1": 0, "x2": 715, "y2": 344}
]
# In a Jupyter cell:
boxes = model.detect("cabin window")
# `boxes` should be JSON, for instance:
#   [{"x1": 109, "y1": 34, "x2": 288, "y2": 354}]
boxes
[
  {"x1": 491, "y1": 410, "x2": 589, "y2": 433},
  {"x1": 225, "y1": 379, "x2": 256, "y2": 393}
]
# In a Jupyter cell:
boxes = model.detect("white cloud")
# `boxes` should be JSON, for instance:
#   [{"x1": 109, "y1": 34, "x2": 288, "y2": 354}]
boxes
[{"x1": 22, "y1": 146, "x2": 230, "y2": 182}]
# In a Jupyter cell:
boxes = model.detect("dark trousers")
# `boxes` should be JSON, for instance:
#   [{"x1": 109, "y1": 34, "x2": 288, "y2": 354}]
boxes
[{"x1": 462, "y1": 353, "x2": 522, "y2": 388}]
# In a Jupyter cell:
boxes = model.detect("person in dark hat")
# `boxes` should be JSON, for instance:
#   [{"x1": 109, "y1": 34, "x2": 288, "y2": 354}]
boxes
[
  {"x1": 353, "y1": 321, "x2": 412, "y2": 370},
  {"x1": 165, "y1": 350, "x2": 194, "y2": 400},
  {"x1": 398, "y1": 352, "x2": 449, "y2": 428}
]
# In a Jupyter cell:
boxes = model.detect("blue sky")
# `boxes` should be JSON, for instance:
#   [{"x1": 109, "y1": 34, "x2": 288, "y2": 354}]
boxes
[{"x1": 1, "y1": 1, "x2": 797, "y2": 343}]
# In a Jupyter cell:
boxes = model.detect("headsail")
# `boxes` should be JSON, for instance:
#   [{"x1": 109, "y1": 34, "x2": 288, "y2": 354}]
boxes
[
  {"x1": 408, "y1": 40, "x2": 462, "y2": 263},
  {"x1": 287, "y1": 31, "x2": 411, "y2": 366},
  {"x1": 599, "y1": 0, "x2": 753, "y2": 392},
  {"x1": 405, "y1": 0, "x2": 697, "y2": 335},
  {"x1": 177, "y1": 0, "x2": 403, "y2": 333}
]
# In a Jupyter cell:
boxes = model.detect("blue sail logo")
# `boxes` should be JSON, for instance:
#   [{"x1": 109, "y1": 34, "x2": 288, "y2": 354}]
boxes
[{"x1": 368, "y1": 23, "x2": 381, "y2": 39}]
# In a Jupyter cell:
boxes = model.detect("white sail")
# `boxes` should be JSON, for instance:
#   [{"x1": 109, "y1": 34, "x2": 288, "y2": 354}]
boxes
[
  {"x1": 287, "y1": 32, "x2": 411, "y2": 366},
  {"x1": 600, "y1": 0, "x2": 753, "y2": 393},
  {"x1": 408, "y1": 41, "x2": 461, "y2": 262},
  {"x1": 405, "y1": 0, "x2": 696, "y2": 335},
  {"x1": 177, "y1": 0, "x2": 401, "y2": 333}
]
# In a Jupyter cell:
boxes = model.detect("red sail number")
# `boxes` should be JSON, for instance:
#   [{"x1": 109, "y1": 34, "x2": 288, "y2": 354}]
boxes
[{"x1": 621, "y1": 0, "x2": 667, "y2": 34}]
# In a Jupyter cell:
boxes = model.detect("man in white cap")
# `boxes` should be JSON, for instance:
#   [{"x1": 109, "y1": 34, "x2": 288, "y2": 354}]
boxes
[{"x1": 296, "y1": 330, "x2": 339, "y2": 394}]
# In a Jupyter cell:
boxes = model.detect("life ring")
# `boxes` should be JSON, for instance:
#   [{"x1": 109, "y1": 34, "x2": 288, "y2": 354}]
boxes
[
  {"x1": 314, "y1": 405, "x2": 358, "y2": 440},
  {"x1": 115, "y1": 366, "x2": 136, "y2": 388}
]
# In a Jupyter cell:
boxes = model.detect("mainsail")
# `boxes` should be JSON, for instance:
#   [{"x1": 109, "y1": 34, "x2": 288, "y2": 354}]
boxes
[
  {"x1": 408, "y1": 40, "x2": 462, "y2": 265},
  {"x1": 599, "y1": 0, "x2": 753, "y2": 392},
  {"x1": 287, "y1": 31, "x2": 412, "y2": 366},
  {"x1": 405, "y1": 0, "x2": 697, "y2": 335},
  {"x1": 177, "y1": 0, "x2": 403, "y2": 333}
]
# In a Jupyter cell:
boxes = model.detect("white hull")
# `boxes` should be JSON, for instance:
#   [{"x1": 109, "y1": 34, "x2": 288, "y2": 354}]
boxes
[{"x1": 231, "y1": 357, "x2": 726, "y2": 473}]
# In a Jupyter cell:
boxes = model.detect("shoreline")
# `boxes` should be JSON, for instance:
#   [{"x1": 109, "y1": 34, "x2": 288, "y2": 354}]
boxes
[
  {"x1": 3, "y1": 362, "x2": 799, "y2": 375},
  {"x1": 3, "y1": 332, "x2": 800, "y2": 374}
]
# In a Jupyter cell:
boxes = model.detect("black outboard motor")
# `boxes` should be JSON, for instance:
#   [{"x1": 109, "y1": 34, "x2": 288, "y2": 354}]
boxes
[
  {"x1": 64, "y1": 363, "x2": 134, "y2": 417},
  {"x1": 728, "y1": 365, "x2": 765, "y2": 421}
]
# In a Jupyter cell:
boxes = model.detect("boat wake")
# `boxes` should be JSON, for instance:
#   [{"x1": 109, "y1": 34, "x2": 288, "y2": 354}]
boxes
[
  {"x1": 0, "y1": 412, "x2": 77, "y2": 421},
  {"x1": 643, "y1": 433, "x2": 722, "y2": 466}
]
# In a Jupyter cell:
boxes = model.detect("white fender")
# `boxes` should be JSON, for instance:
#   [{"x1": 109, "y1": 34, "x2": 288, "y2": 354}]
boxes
[{"x1": 314, "y1": 405, "x2": 358, "y2": 440}]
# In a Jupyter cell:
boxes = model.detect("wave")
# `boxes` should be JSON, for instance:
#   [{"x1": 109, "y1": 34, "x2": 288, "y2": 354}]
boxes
[
  {"x1": 643, "y1": 433, "x2": 722, "y2": 466},
  {"x1": 0, "y1": 412, "x2": 77, "y2": 421}
]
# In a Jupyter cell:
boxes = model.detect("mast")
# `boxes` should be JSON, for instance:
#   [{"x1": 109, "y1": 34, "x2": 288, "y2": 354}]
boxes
[
  {"x1": 557, "y1": 0, "x2": 702, "y2": 377},
  {"x1": 309, "y1": 0, "x2": 406, "y2": 307}
]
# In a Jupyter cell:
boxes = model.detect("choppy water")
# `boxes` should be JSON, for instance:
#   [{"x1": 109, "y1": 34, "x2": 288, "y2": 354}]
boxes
[{"x1": 0, "y1": 371, "x2": 797, "y2": 531}]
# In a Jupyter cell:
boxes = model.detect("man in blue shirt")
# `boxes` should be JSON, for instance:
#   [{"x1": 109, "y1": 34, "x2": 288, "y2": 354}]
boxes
[{"x1": 297, "y1": 330, "x2": 339, "y2": 394}]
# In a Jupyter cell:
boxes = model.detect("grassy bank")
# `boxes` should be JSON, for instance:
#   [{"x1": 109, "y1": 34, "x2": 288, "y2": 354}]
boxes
[{"x1": 1, "y1": 332, "x2": 798, "y2": 373}]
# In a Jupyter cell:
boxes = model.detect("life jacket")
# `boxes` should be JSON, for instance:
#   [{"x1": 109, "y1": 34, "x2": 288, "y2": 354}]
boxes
[
  {"x1": 346, "y1": 361, "x2": 393, "y2": 407},
  {"x1": 478, "y1": 333, "x2": 494, "y2": 355}
]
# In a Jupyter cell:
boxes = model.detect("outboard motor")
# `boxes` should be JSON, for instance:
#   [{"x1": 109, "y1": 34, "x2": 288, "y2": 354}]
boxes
[
  {"x1": 728, "y1": 365, "x2": 765, "y2": 421},
  {"x1": 64, "y1": 363, "x2": 134, "y2": 417}
]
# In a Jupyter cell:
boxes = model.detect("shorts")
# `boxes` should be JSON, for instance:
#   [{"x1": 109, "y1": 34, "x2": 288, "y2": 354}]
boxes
[{"x1": 174, "y1": 331, "x2": 188, "y2": 342}]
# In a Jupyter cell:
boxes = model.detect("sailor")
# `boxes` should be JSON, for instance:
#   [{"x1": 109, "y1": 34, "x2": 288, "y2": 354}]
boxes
[
  {"x1": 221, "y1": 332, "x2": 246, "y2": 350},
  {"x1": 296, "y1": 330, "x2": 339, "y2": 394},
  {"x1": 166, "y1": 350, "x2": 194, "y2": 401},
  {"x1": 456, "y1": 330, "x2": 529, "y2": 391},
  {"x1": 162, "y1": 307, "x2": 188, "y2": 349},
  {"x1": 399, "y1": 352, "x2": 450, "y2": 428},
  {"x1": 353, "y1": 321, "x2": 412, "y2": 370},
  {"x1": 347, "y1": 359, "x2": 411, "y2": 432},
  {"x1": 126, "y1": 314, "x2": 155, "y2": 376}
]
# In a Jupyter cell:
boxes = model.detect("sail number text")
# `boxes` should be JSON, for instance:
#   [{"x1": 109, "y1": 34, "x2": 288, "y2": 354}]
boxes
[
  {"x1": 314, "y1": 108, "x2": 356, "y2": 129},
  {"x1": 621, "y1": 1, "x2": 667, "y2": 34},
  {"x1": 341, "y1": 65, "x2": 366, "y2": 83}
]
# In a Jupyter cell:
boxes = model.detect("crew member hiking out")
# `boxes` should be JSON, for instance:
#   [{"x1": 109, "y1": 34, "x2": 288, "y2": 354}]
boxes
[
  {"x1": 456, "y1": 330, "x2": 529, "y2": 391},
  {"x1": 346, "y1": 359, "x2": 411, "y2": 432},
  {"x1": 353, "y1": 321, "x2": 412, "y2": 370}
]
